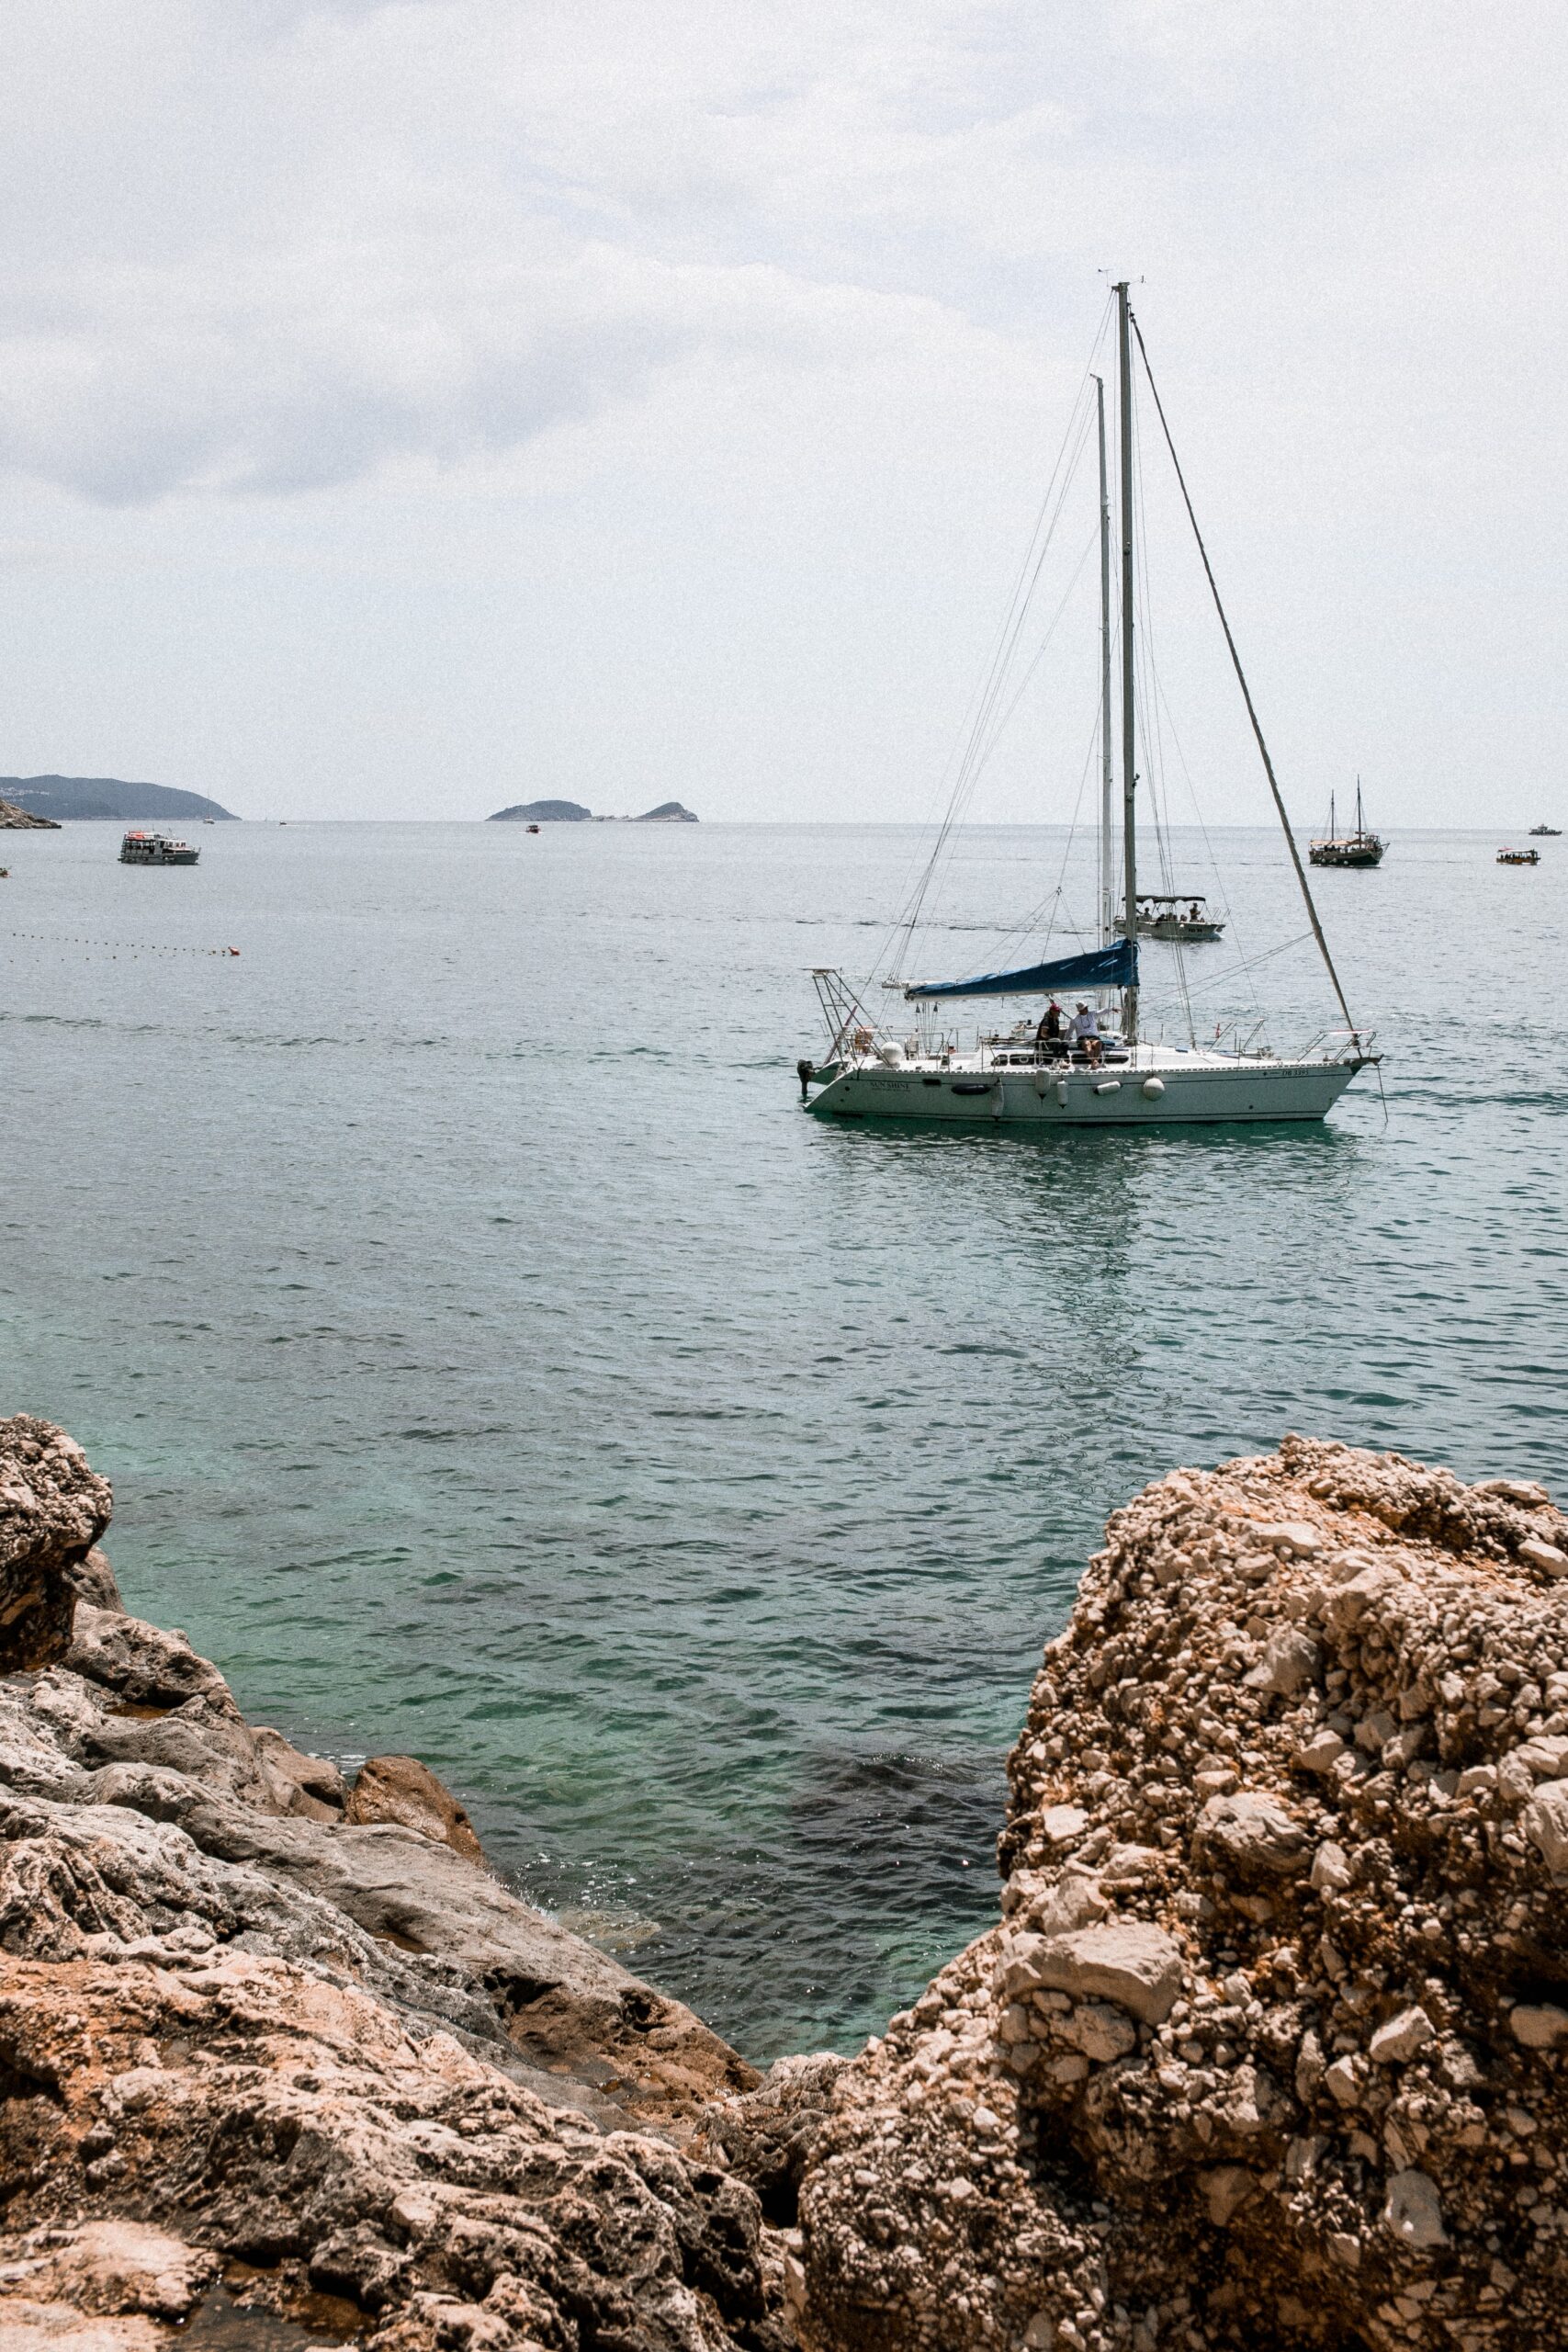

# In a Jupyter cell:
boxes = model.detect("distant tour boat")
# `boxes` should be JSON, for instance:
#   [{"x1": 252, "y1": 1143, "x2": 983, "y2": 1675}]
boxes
[
  {"x1": 1529, "y1": 824, "x2": 1561, "y2": 837},
  {"x1": 1309, "y1": 780, "x2": 1384, "y2": 868},
  {"x1": 119, "y1": 829, "x2": 198, "y2": 866},
  {"x1": 1497, "y1": 847, "x2": 1540, "y2": 865},
  {"x1": 1115, "y1": 892, "x2": 1225, "y2": 944}
]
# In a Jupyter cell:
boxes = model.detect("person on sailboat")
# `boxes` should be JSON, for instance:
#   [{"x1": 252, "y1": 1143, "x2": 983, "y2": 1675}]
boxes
[
  {"x1": 1036, "y1": 1001, "x2": 1066, "y2": 1053},
  {"x1": 1072, "y1": 1002, "x2": 1103, "y2": 1066}
]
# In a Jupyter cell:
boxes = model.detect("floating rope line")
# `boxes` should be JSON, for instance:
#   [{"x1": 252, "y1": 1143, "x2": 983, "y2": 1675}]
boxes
[{"x1": 2, "y1": 932, "x2": 240, "y2": 957}]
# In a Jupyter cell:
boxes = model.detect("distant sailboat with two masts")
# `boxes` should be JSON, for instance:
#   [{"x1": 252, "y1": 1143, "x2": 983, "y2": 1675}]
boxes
[{"x1": 1309, "y1": 781, "x2": 1385, "y2": 870}]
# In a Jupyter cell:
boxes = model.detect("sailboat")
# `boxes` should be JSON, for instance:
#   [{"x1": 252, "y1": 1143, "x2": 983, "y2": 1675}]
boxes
[
  {"x1": 796, "y1": 283, "x2": 1377, "y2": 1129},
  {"x1": 1309, "y1": 781, "x2": 1385, "y2": 869}
]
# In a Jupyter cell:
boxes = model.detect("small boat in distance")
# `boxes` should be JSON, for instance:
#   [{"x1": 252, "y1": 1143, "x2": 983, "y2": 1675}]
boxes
[
  {"x1": 1498, "y1": 847, "x2": 1540, "y2": 865},
  {"x1": 119, "y1": 829, "x2": 198, "y2": 866},
  {"x1": 1309, "y1": 780, "x2": 1384, "y2": 868},
  {"x1": 1115, "y1": 893, "x2": 1224, "y2": 943},
  {"x1": 1529, "y1": 824, "x2": 1561, "y2": 837}
]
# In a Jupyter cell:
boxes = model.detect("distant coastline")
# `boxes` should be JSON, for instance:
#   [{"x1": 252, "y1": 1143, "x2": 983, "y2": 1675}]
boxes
[{"x1": 1, "y1": 775, "x2": 238, "y2": 823}]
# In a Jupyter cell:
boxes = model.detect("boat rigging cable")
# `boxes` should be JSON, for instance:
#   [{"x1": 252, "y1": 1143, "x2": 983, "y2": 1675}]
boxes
[
  {"x1": 1128, "y1": 308, "x2": 1360, "y2": 1046},
  {"x1": 880, "y1": 304, "x2": 1115, "y2": 983}
]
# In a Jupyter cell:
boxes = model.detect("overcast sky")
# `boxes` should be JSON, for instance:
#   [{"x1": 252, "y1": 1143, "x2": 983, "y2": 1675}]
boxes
[{"x1": 0, "y1": 1, "x2": 1562, "y2": 824}]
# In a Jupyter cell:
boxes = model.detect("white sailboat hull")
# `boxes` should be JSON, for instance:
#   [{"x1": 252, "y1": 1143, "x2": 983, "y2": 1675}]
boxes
[{"x1": 807, "y1": 1049, "x2": 1359, "y2": 1127}]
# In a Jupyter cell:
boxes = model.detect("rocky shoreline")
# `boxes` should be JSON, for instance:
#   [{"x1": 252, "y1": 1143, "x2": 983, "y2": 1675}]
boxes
[{"x1": 2, "y1": 1417, "x2": 1564, "y2": 2351}]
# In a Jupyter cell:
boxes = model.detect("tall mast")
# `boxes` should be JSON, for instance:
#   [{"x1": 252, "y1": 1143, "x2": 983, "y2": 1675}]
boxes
[
  {"x1": 1116, "y1": 282, "x2": 1139, "y2": 1043},
  {"x1": 1096, "y1": 376, "x2": 1113, "y2": 945}
]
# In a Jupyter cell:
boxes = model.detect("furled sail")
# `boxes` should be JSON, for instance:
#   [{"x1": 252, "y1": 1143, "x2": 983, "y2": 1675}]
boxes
[{"x1": 905, "y1": 938, "x2": 1136, "y2": 1001}]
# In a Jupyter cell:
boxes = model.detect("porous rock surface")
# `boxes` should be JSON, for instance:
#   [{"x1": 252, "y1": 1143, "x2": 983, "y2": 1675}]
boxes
[
  {"x1": 0, "y1": 1417, "x2": 770, "y2": 2352},
  {"x1": 0, "y1": 1951, "x2": 781, "y2": 2352},
  {"x1": 795, "y1": 1438, "x2": 1568, "y2": 2352},
  {"x1": 0, "y1": 1417, "x2": 113, "y2": 1672},
  {"x1": 346, "y1": 1751, "x2": 488, "y2": 1865}
]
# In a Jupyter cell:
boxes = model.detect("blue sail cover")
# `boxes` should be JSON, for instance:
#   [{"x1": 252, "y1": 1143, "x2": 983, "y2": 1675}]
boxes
[{"x1": 907, "y1": 938, "x2": 1137, "y2": 1001}]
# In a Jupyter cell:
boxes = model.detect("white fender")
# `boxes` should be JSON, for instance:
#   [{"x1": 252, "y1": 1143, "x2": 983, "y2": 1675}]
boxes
[
  {"x1": 1142, "y1": 1076, "x2": 1166, "y2": 1099},
  {"x1": 1055, "y1": 1079, "x2": 1069, "y2": 1106},
  {"x1": 1093, "y1": 1080, "x2": 1121, "y2": 1095}
]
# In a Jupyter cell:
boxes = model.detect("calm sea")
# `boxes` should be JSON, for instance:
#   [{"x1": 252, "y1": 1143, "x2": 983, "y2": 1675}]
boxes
[{"x1": 3, "y1": 819, "x2": 1564, "y2": 2059}]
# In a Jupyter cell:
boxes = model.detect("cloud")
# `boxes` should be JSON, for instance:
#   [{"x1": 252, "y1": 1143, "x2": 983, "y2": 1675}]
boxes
[
  {"x1": 0, "y1": 0, "x2": 1565, "y2": 824},
  {"x1": 0, "y1": 0, "x2": 1563, "y2": 517}
]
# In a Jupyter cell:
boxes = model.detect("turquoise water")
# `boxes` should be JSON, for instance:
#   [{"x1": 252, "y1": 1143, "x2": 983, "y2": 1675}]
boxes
[{"x1": 3, "y1": 819, "x2": 1564, "y2": 2060}]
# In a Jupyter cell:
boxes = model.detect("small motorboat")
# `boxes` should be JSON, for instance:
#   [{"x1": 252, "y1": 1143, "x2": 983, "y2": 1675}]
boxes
[
  {"x1": 1529, "y1": 824, "x2": 1561, "y2": 837},
  {"x1": 526, "y1": 823, "x2": 541, "y2": 834},
  {"x1": 1115, "y1": 892, "x2": 1225, "y2": 943},
  {"x1": 1498, "y1": 847, "x2": 1540, "y2": 865},
  {"x1": 119, "y1": 829, "x2": 198, "y2": 866}
]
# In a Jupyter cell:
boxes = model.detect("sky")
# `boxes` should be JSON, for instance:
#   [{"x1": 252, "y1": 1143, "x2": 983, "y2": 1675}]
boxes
[{"x1": 0, "y1": 0, "x2": 1563, "y2": 825}]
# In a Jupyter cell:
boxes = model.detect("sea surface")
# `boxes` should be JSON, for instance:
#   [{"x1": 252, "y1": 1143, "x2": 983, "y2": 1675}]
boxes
[{"x1": 3, "y1": 818, "x2": 1565, "y2": 2060}]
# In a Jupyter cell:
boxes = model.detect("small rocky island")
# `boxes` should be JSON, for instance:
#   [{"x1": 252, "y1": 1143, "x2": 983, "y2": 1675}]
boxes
[
  {"x1": 2, "y1": 1416, "x2": 1563, "y2": 2352},
  {"x1": 0, "y1": 797, "x2": 60, "y2": 829},
  {"x1": 489, "y1": 799, "x2": 698, "y2": 822}
]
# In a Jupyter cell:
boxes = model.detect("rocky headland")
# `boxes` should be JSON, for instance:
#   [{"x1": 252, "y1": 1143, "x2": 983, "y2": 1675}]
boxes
[
  {"x1": 4, "y1": 1418, "x2": 1565, "y2": 2352},
  {"x1": 0, "y1": 779, "x2": 235, "y2": 823},
  {"x1": 0, "y1": 798, "x2": 60, "y2": 830}
]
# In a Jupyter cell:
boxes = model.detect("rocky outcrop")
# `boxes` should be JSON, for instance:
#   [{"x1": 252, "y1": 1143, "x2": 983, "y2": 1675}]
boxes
[
  {"x1": 795, "y1": 1439, "x2": 1568, "y2": 2352},
  {"x1": 18, "y1": 1410, "x2": 1568, "y2": 2352},
  {"x1": 0, "y1": 1417, "x2": 773, "y2": 2352},
  {"x1": 699, "y1": 2056, "x2": 850, "y2": 2227},
  {"x1": 0, "y1": 797, "x2": 59, "y2": 829},
  {"x1": 346, "y1": 1752, "x2": 487, "y2": 1864},
  {"x1": 0, "y1": 1417, "x2": 113, "y2": 1670},
  {"x1": 0, "y1": 1950, "x2": 782, "y2": 2352}
]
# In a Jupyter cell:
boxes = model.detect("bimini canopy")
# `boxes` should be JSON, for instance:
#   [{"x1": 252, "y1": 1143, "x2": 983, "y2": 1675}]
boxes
[{"x1": 906, "y1": 938, "x2": 1137, "y2": 1002}]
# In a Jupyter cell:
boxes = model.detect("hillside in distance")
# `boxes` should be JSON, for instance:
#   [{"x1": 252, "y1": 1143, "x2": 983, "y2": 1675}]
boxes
[
  {"x1": 0, "y1": 775, "x2": 238, "y2": 822},
  {"x1": 489, "y1": 798, "x2": 592, "y2": 821},
  {"x1": 489, "y1": 798, "x2": 698, "y2": 822}
]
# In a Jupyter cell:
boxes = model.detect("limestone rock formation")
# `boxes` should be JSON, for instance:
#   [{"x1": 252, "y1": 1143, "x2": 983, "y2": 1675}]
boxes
[
  {"x1": 63, "y1": 1547, "x2": 125, "y2": 1614},
  {"x1": 0, "y1": 797, "x2": 60, "y2": 828},
  {"x1": 0, "y1": 1950, "x2": 782, "y2": 2352},
  {"x1": 0, "y1": 1415, "x2": 113, "y2": 1670},
  {"x1": 700, "y1": 2054, "x2": 850, "y2": 2225},
  {"x1": 346, "y1": 1750, "x2": 488, "y2": 1864},
  {"x1": 0, "y1": 1417, "x2": 771, "y2": 2352},
  {"x1": 795, "y1": 1439, "x2": 1568, "y2": 2352}
]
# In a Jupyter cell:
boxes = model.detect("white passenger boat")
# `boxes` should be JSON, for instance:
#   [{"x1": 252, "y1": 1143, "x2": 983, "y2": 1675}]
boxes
[
  {"x1": 119, "y1": 828, "x2": 198, "y2": 866},
  {"x1": 1115, "y1": 893, "x2": 1224, "y2": 944},
  {"x1": 798, "y1": 283, "x2": 1376, "y2": 1131}
]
